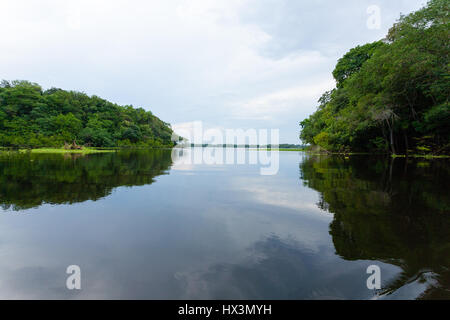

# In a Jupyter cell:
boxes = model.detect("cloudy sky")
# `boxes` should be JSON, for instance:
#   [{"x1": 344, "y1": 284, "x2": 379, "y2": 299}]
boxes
[{"x1": 0, "y1": 0, "x2": 426, "y2": 143}]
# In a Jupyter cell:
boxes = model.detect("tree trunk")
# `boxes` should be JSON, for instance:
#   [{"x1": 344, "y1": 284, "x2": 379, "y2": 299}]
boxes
[
  {"x1": 386, "y1": 119, "x2": 396, "y2": 155},
  {"x1": 404, "y1": 132, "x2": 409, "y2": 155},
  {"x1": 390, "y1": 128, "x2": 396, "y2": 154}
]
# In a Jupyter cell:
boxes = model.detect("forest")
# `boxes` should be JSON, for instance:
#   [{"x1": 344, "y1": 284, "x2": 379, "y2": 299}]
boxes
[
  {"x1": 0, "y1": 80, "x2": 174, "y2": 148},
  {"x1": 300, "y1": 0, "x2": 449, "y2": 155}
]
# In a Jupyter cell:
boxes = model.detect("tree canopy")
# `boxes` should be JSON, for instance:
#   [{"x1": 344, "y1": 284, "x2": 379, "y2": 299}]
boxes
[
  {"x1": 300, "y1": 0, "x2": 449, "y2": 155},
  {"x1": 0, "y1": 80, "x2": 174, "y2": 148}
]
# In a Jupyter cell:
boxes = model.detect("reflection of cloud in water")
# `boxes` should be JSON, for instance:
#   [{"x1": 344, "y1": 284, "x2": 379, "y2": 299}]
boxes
[
  {"x1": 232, "y1": 177, "x2": 333, "y2": 220},
  {"x1": 174, "y1": 235, "x2": 373, "y2": 300},
  {"x1": 0, "y1": 266, "x2": 76, "y2": 299}
]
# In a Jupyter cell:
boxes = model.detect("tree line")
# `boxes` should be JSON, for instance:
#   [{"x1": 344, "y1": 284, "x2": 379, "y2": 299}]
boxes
[
  {"x1": 0, "y1": 80, "x2": 174, "y2": 148},
  {"x1": 300, "y1": 0, "x2": 449, "y2": 155}
]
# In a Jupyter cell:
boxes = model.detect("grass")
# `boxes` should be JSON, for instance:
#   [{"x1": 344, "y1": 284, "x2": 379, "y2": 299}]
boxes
[
  {"x1": 300, "y1": 151, "x2": 449, "y2": 159},
  {"x1": 19, "y1": 148, "x2": 116, "y2": 154},
  {"x1": 391, "y1": 154, "x2": 450, "y2": 159},
  {"x1": 298, "y1": 146, "x2": 449, "y2": 158},
  {"x1": 287, "y1": 148, "x2": 449, "y2": 158}
]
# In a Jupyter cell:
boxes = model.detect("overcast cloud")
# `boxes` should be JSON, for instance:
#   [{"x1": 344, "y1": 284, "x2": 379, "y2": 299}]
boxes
[{"x1": 0, "y1": 0, "x2": 426, "y2": 143}]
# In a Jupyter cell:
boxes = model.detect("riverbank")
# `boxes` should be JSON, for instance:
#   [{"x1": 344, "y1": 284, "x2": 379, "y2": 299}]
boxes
[
  {"x1": 0, "y1": 147, "x2": 179, "y2": 155},
  {"x1": 2, "y1": 147, "x2": 448, "y2": 158},
  {"x1": 391, "y1": 154, "x2": 450, "y2": 159},
  {"x1": 19, "y1": 148, "x2": 115, "y2": 154},
  {"x1": 299, "y1": 145, "x2": 450, "y2": 159},
  {"x1": 305, "y1": 151, "x2": 450, "y2": 159}
]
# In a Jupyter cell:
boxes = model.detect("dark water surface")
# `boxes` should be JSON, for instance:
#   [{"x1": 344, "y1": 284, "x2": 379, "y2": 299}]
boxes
[{"x1": 0, "y1": 149, "x2": 448, "y2": 299}]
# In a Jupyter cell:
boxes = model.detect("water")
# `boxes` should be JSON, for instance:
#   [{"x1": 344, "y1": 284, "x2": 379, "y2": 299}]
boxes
[{"x1": 0, "y1": 149, "x2": 448, "y2": 299}]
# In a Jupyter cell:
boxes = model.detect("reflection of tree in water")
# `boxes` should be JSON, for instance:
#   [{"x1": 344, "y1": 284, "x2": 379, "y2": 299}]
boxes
[
  {"x1": 300, "y1": 155, "x2": 450, "y2": 299},
  {"x1": 0, "y1": 150, "x2": 173, "y2": 211}
]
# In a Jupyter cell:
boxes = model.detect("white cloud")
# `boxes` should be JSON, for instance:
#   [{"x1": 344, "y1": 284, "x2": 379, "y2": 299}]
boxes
[
  {"x1": 232, "y1": 176, "x2": 333, "y2": 220},
  {"x1": 232, "y1": 79, "x2": 336, "y2": 120}
]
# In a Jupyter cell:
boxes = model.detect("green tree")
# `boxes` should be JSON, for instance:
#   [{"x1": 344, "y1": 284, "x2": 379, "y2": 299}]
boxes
[
  {"x1": 332, "y1": 41, "x2": 385, "y2": 88},
  {"x1": 300, "y1": 0, "x2": 449, "y2": 155},
  {"x1": 0, "y1": 80, "x2": 175, "y2": 148}
]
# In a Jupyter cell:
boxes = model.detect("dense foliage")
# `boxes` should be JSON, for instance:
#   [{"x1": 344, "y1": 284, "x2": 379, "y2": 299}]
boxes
[
  {"x1": 300, "y1": 0, "x2": 449, "y2": 154},
  {"x1": 0, "y1": 81, "x2": 174, "y2": 148}
]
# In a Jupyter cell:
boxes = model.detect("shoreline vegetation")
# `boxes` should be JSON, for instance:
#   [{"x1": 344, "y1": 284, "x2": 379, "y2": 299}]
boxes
[
  {"x1": 0, "y1": 147, "x2": 115, "y2": 155},
  {"x1": 299, "y1": 145, "x2": 450, "y2": 158},
  {"x1": 177, "y1": 145, "x2": 450, "y2": 158},
  {"x1": 299, "y1": 0, "x2": 449, "y2": 158},
  {"x1": 0, "y1": 80, "x2": 175, "y2": 149},
  {"x1": 0, "y1": 146, "x2": 448, "y2": 158},
  {"x1": 0, "y1": 146, "x2": 175, "y2": 155},
  {"x1": 21, "y1": 148, "x2": 115, "y2": 154}
]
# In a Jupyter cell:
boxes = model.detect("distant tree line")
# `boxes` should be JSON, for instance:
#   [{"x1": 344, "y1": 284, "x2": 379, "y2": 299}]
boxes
[
  {"x1": 0, "y1": 80, "x2": 174, "y2": 148},
  {"x1": 187, "y1": 144, "x2": 306, "y2": 149},
  {"x1": 300, "y1": 0, "x2": 449, "y2": 155}
]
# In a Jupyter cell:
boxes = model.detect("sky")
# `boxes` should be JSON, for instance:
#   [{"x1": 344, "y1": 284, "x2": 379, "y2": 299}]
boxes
[{"x1": 0, "y1": 0, "x2": 426, "y2": 143}]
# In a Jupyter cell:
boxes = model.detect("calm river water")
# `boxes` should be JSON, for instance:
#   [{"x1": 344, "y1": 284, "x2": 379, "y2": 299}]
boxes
[{"x1": 0, "y1": 149, "x2": 448, "y2": 299}]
